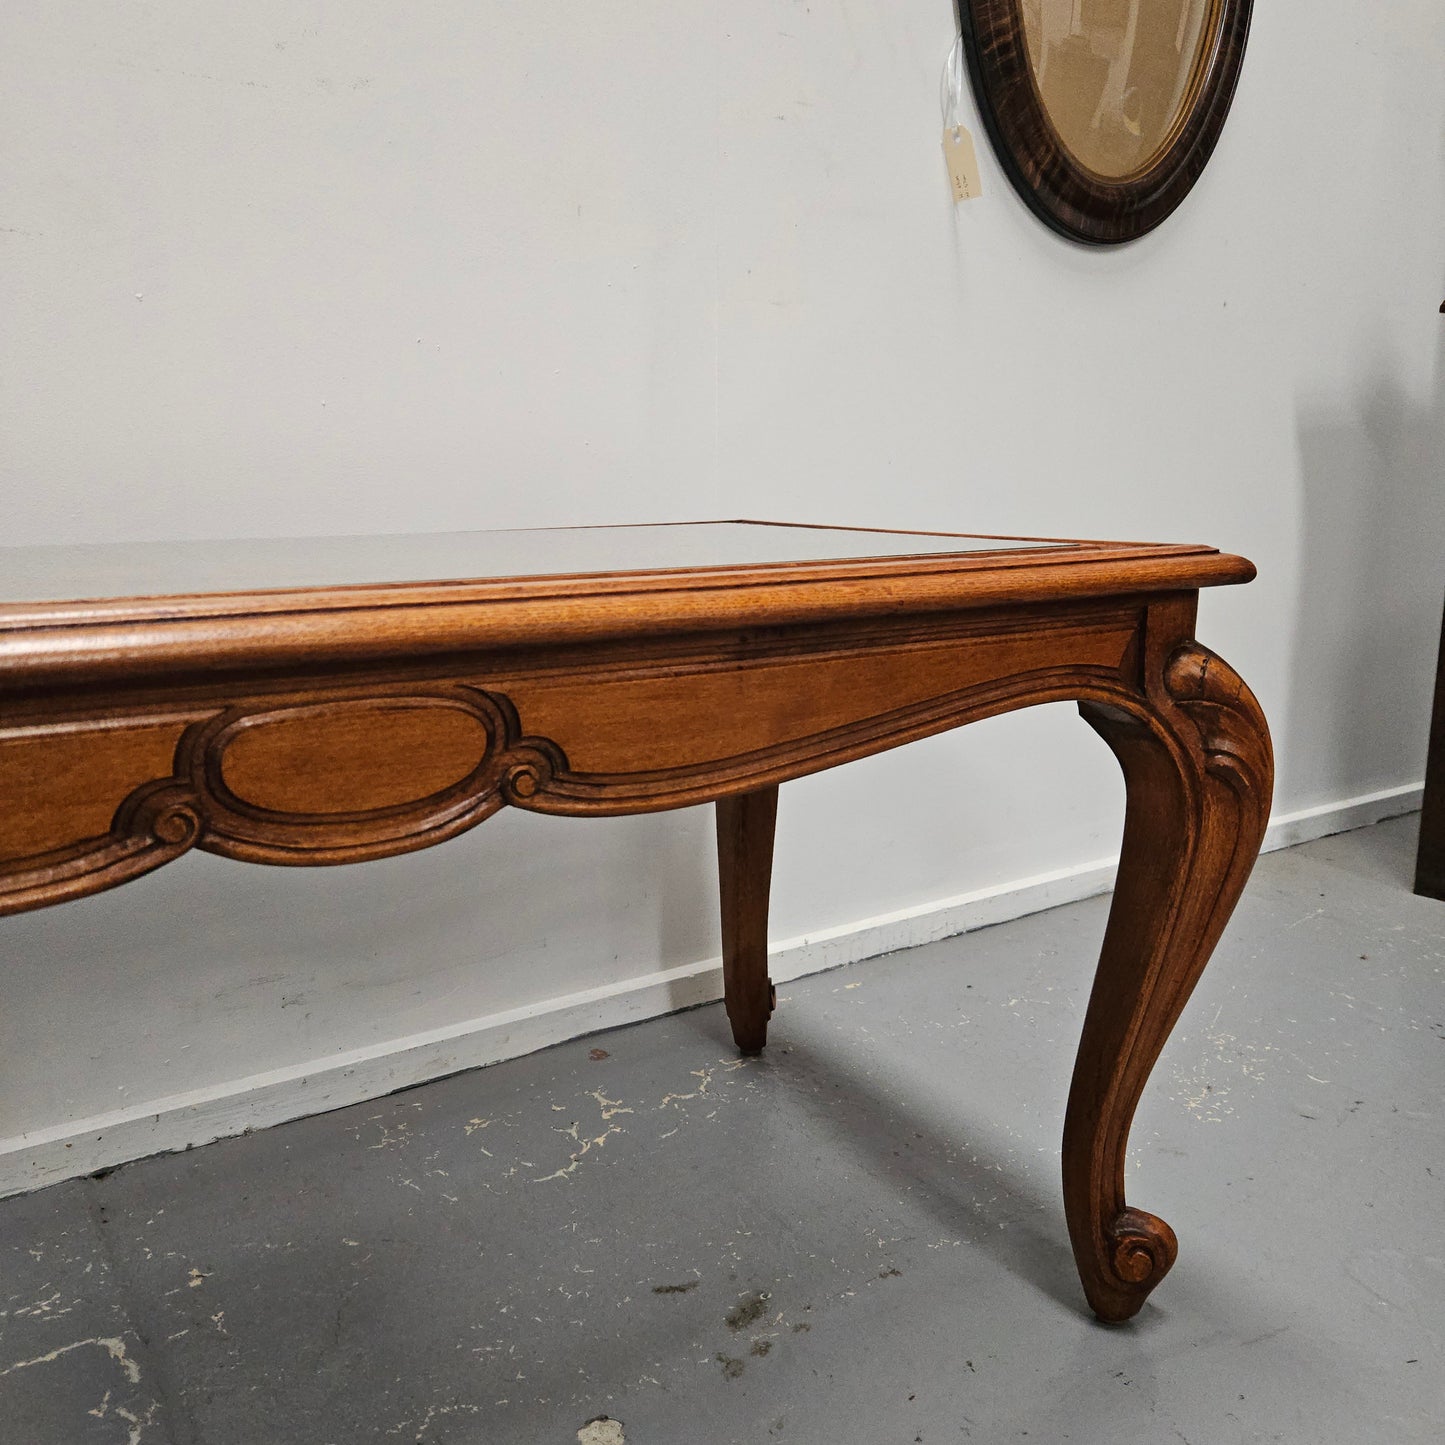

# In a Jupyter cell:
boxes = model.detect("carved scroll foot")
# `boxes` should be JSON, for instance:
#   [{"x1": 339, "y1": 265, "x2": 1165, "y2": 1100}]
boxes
[
  {"x1": 716, "y1": 786, "x2": 779, "y2": 1056},
  {"x1": 1067, "y1": 643, "x2": 1272, "y2": 1322}
]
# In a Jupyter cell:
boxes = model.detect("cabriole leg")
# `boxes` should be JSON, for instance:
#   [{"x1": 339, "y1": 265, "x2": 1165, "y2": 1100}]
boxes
[
  {"x1": 1066, "y1": 643, "x2": 1273, "y2": 1322},
  {"x1": 716, "y1": 785, "x2": 779, "y2": 1055}
]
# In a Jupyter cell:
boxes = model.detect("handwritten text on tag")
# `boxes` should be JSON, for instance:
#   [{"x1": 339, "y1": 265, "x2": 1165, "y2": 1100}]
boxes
[{"x1": 943, "y1": 125, "x2": 983, "y2": 203}]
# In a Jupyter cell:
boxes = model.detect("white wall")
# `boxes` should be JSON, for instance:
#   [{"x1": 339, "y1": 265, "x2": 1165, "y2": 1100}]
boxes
[{"x1": 2, "y1": 2, "x2": 1442, "y2": 1193}]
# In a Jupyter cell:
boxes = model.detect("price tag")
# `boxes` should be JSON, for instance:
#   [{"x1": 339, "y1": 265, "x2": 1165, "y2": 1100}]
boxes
[{"x1": 943, "y1": 124, "x2": 983, "y2": 203}]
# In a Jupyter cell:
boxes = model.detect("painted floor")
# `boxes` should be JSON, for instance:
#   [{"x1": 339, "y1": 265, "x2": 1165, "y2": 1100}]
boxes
[{"x1": 1, "y1": 814, "x2": 1441, "y2": 1444}]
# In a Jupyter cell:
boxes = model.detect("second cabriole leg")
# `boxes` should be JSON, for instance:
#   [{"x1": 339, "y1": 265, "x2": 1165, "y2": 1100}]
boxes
[{"x1": 716, "y1": 785, "x2": 779, "y2": 1055}]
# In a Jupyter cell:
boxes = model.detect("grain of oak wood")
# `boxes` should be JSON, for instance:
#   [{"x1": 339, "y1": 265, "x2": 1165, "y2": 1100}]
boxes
[{"x1": 0, "y1": 520, "x2": 1272, "y2": 1321}]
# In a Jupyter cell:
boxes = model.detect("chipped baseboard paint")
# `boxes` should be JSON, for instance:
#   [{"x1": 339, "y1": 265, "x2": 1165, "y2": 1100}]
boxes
[{"x1": 0, "y1": 782, "x2": 1421, "y2": 1199}]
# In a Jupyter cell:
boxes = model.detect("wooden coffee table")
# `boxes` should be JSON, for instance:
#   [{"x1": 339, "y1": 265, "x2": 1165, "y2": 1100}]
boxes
[{"x1": 0, "y1": 521, "x2": 1272, "y2": 1322}]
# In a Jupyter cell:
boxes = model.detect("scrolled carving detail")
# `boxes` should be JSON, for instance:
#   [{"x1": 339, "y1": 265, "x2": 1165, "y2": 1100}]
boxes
[
  {"x1": 112, "y1": 780, "x2": 205, "y2": 849},
  {"x1": 1163, "y1": 642, "x2": 1228, "y2": 704},
  {"x1": 500, "y1": 740, "x2": 566, "y2": 805},
  {"x1": 0, "y1": 780, "x2": 204, "y2": 918},
  {"x1": 1106, "y1": 1208, "x2": 1178, "y2": 1291},
  {"x1": 1163, "y1": 642, "x2": 1273, "y2": 798}
]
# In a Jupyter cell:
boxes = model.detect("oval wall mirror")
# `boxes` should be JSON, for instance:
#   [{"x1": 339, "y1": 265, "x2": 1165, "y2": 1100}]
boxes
[{"x1": 958, "y1": 0, "x2": 1253, "y2": 244}]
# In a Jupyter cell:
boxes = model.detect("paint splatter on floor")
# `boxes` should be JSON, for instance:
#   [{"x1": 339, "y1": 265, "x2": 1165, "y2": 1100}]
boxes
[{"x1": 577, "y1": 1416, "x2": 625, "y2": 1444}]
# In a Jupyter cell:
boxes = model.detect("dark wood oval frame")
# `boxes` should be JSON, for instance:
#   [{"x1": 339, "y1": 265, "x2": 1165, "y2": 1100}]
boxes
[{"x1": 957, "y1": 0, "x2": 1253, "y2": 245}]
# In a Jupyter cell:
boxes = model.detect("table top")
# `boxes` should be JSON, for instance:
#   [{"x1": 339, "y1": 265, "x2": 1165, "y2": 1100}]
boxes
[
  {"x1": 1, "y1": 522, "x2": 1052, "y2": 607},
  {"x1": 0, "y1": 521, "x2": 1254, "y2": 690}
]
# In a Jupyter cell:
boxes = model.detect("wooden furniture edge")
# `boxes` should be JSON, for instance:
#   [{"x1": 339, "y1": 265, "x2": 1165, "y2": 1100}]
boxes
[{"x1": 0, "y1": 547, "x2": 1255, "y2": 691}]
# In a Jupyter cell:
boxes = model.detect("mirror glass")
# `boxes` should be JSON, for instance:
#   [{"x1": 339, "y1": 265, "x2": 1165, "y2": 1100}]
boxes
[{"x1": 1020, "y1": 0, "x2": 1215, "y2": 177}]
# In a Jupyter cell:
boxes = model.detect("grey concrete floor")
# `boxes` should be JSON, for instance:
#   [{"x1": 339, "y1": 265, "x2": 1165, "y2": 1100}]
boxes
[{"x1": 1, "y1": 814, "x2": 1441, "y2": 1444}]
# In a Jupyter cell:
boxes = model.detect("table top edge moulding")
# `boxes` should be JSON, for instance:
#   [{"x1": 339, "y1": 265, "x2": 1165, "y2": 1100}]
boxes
[
  {"x1": 0, "y1": 521, "x2": 1254, "y2": 690},
  {"x1": 0, "y1": 518, "x2": 1273, "y2": 1327}
]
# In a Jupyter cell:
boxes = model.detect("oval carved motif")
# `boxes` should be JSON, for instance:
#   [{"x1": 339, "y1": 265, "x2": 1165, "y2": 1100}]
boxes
[{"x1": 217, "y1": 700, "x2": 493, "y2": 816}]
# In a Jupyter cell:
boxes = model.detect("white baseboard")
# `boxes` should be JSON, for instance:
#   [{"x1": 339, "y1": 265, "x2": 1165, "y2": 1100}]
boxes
[
  {"x1": 0, "y1": 781, "x2": 1421, "y2": 1198},
  {"x1": 1258, "y1": 781, "x2": 1421, "y2": 853}
]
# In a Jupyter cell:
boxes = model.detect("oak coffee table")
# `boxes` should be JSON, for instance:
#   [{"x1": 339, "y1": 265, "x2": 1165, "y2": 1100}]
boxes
[{"x1": 0, "y1": 521, "x2": 1272, "y2": 1322}]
